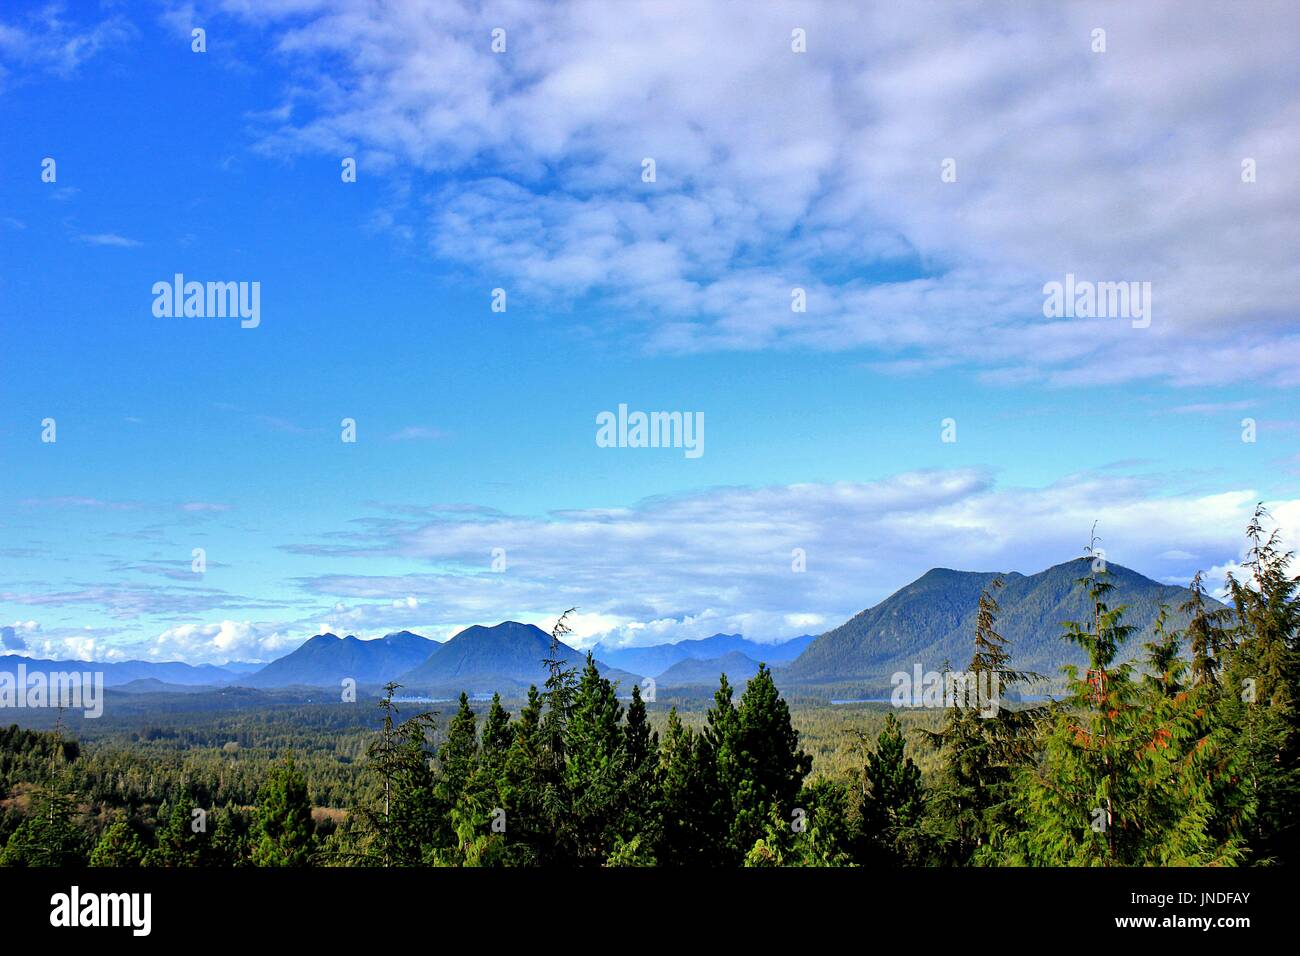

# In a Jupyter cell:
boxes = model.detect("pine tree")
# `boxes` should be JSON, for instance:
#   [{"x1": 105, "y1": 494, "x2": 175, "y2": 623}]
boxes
[
  {"x1": 657, "y1": 707, "x2": 711, "y2": 866},
  {"x1": 499, "y1": 610, "x2": 581, "y2": 865},
  {"x1": 697, "y1": 666, "x2": 813, "y2": 863},
  {"x1": 480, "y1": 693, "x2": 513, "y2": 761},
  {"x1": 144, "y1": 798, "x2": 203, "y2": 867},
  {"x1": 924, "y1": 578, "x2": 1041, "y2": 864},
  {"x1": 731, "y1": 664, "x2": 812, "y2": 859},
  {"x1": 745, "y1": 778, "x2": 854, "y2": 867},
  {"x1": 1219, "y1": 504, "x2": 1300, "y2": 864},
  {"x1": 621, "y1": 682, "x2": 662, "y2": 854},
  {"x1": 699, "y1": 672, "x2": 742, "y2": 863},
  {"x1": 361, "y1": 685, "x2": 439, "y2": 866},
  {"x1": 252, "y1": 753, "x2": 316, "y2": 867},
  {"x1": 207, "y1": 806, "x2": 251, "y2": 867},
  {"x1": 499, "y1": 684, "x2": 547, "y2": 865},
  {"x1": 993, "y1": 544, "x2": 1247, "y2": 865},
  {"x1": 437, "y1": 692, "x2": 479, "y2": 810},
  {"x1": 89, "y1": 817, "x2": 147, "y2": 867},
  {"x1": 0, "y1": 786, "x2": 87, "y2": 867},
  {"x1": 563, "y1": 653, "x2": 628, "y2": 862},
  {"x1": 860, "y1": 712, "x2": 926, "y2": 865},
  {"x1": 1182, "y1": 571, "x2": 1235, "y2": 690}
]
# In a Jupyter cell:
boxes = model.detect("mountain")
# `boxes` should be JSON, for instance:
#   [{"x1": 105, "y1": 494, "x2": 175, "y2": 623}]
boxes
[
  {"x1": 0, "y1": 655, "x2": 244, "y2": 687},
  {"x1": 398, "y1": 621, "x2": 640, "y2": 694},
  {"x1": 241, "y1": 630, "x2": 437, "y2": 688},
  {"x1": 593, "y1": 633, "x2": 814, "y2": 678},
  {"x1": 215, "y1": 661, "x2": 264, "y2": 675},
  {"x1": 112, "y1": 678, "x2": 215, "y2": 694},
  {"x1": 780, "y1": 558, "x2": 1224, "y2": 695},
  {"x1": 658, "y1": 651, "x2": 762, "y2": 688}
]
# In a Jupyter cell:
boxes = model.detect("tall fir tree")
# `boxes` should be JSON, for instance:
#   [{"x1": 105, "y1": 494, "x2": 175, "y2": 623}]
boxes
[
  {"x1": 860, "y1": 712, "x2": 926, "y2": 865},
  {"x1": 993, "y1": 546, "x2": 1246, "y2": 865},
  {"x1": 563, "y1": 654, "x2": 628, "y2": 863},
  {"x1": 1219, "y1": 504, "x2": 1300, "y2": 864},
  {"x1": 924, "y1": 579, "x2": 1041, "y2": 865},
  {"x1": 252, "y1": 753, "x2": 316, "y2": 867}
]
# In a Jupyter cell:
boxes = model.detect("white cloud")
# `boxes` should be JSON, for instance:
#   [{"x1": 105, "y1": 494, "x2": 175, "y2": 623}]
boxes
[
  {"x1": 147, "y1": 620, "x2": 299, "y2": 664},
  {"x1": 0, "y1": 7, "x2": 133, "y2": 81},
  {"x1": 221, "y1": 0, "x2": 1300, "y2": 386},
  {"x1": 287, "y1": 469, "x2": 1299, "y2": 647}
]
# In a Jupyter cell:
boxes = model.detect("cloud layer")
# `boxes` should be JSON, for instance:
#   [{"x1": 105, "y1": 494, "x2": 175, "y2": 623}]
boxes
[
  {"x1": 280, "y1": 469, "x2": 1300, "y2": 649},
  {"x1": 222, "y1": 0, "x2": 1300, "y2": 385}
]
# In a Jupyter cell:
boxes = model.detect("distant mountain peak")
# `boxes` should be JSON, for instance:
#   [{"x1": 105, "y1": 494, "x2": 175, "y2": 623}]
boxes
[
  {"x1": 780, "y1": 558, "x2": 1223, "y2": 694},
  {"x1": 397, "y1": 621, "x2": 635, "y2": 694},
  {"x1": 241, "y1": 629, "x2": 437, "y2": 689}
]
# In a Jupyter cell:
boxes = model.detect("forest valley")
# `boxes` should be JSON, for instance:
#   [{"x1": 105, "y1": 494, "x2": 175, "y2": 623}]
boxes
[{"x1": 0, "y1": 505, "x2": 1296, "y2": 868}]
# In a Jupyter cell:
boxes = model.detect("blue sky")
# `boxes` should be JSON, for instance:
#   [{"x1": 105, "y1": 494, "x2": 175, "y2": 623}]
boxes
[{"x1": 1, "y1": 1, "x2": 1298, "y2": 664}]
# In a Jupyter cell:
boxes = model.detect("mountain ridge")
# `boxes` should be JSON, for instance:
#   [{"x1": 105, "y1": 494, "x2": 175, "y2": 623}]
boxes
[
  {"x1": 593, "y1": 632, "x2": 813, "y2": 678},
  {"x1": 780, "y1": 557, "x2": 1224, "y2": 694},
  {"x1": 398, "y1": 621, "x2": 640, "y2": 694},
  {"x1": 241, "y1": 630, "x2": 437, "y2": 688}
]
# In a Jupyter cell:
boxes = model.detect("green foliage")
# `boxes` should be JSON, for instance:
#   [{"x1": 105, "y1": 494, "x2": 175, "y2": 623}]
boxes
[
  {"x1": 0, "y1": 786, "x2": 86, "y2": 866},
  {"x1": 923, "y1": 579, "x2": 1042, "y2": 864},
  {"x1": 860, "y1": 713, "x2": 926, "y2": 865},
  {"x1": 990, "y1": 548, "x2": 1249, "y2": 866},
  {"x1": 89, "y1": 817, "x2": 147, "y2": 867},
  {"x1": 251, "y1": 753, "x2": 316, "y2": 866}
]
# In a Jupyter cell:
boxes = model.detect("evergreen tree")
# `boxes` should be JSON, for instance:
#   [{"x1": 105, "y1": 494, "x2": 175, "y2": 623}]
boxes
[
  {"x1": 697, "y1": 666, "x2": 813, "y2": 863},
  {"x1": 563, "y1": 654, "x2": 628, "y2": 862},
  {"x1": 745, "y1": 778, "x2": 854, "y2": 867},
  {"x1": 1219, "y1": 504, "x2": 1300, "y2": 864},
  {"x1": 731, "y1": 664, "x2": 812, "y2": 858},
  {"x1": 89, "y1": 817, "x2": 147, "y2": 867},
  {"x1": 656, "y1": 707, "x2": 712, "y2": 866},
  {"x1": 1182, "y1": 570, "x2": 1234, "y2": 690},
  {"x1": 144, "y1": 798, "x2": 204, "y2": 867},
  {"x1": 351, "y1": 683, "x2": 439, "y2": 866},
  {"x1": 252, "y1": 754, "x2": 316, "y2": 867},
  {"x1": 480, "y1": 693, "x2": 513, "y2": 761},
  {"x1": 622, "y1": 682, "x2": 662, "y2": 852},
  {"x1": 0, "y1": 787, "x2": 87, "y2": 866},
  {"x1": 923, "y1": 579, "x2": 1041, "y2": 864},
  {"x1": 993, "y1": 546, "x2": 1246, "y2": 865},
  {"x1": 207, "y1": 806, "x2": 251, "y2": 867},
  {"x1": 498, "y1": 684, "x2": 547, "y2": 865},
  {"x1": 436, "y1": 692, "x2": 479, "y2": 811},
  {"x1": 859, "y1": 712, "x2": 926, "y2": 865}
]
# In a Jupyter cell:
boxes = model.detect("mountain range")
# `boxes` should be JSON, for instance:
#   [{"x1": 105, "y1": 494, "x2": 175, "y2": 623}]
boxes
[
  {"x1": 0, "y1": 558, "x2": 1221, "y2": 701},
  {"x1": 592, "y1": 632, "x2": 813, "y2": 677},
  {"x1": 0, "y1": 654, "x2": 251, "y2": 687},
  {"x1": 240, "y1": 630, "x2": 436, "y2": 689}
]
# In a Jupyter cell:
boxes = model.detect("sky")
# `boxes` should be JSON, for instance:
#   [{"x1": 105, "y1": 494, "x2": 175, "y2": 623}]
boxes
[{"x1": 1, "y1": 0, "x2": 1298, "y2": 665}]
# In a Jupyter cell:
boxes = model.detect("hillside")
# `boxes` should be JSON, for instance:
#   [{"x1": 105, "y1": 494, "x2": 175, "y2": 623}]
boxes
[
  {"x1": 398, "y1": 621, "x2": 640, "y2": 694},
  {"x1": 780, "y1": 558, "x2": 1222, "y2": 695},
  {"x1": 657, "y1": 651, "x2": 762, "y2": 688},
  {"x1": 593, "y1": 633, "x2": 813, "y2": 677},
  {"x1": 241, "y1": 631, "x2": 437, "y2": 688}
]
